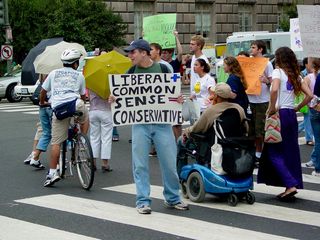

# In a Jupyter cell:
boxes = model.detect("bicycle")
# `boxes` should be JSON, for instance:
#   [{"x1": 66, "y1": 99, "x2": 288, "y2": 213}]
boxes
[{"x1": 58, "y1": 112, "x2": 95, "y2": 190}]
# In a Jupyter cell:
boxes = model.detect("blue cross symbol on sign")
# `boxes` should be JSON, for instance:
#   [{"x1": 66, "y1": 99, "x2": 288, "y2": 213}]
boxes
[{"x1": 171, "y1": 73, "x2": 180, "y2": 82}]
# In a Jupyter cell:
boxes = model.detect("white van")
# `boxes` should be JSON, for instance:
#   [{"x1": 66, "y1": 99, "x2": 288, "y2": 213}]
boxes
[{"x1": 225, "y1": 31, "x2": 304, "y2": 60}]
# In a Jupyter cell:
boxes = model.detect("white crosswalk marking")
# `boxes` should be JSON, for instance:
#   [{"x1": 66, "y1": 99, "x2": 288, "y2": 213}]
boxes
[
  {"x1": 15, "y1": 194, "x2": 292, "y2": 240},
  {"x1": 103, "y1": 184, "x2": 320, "y2": 228},
  {"x1": 0, "y1": 216, "x2": 100, "y2": 240}
]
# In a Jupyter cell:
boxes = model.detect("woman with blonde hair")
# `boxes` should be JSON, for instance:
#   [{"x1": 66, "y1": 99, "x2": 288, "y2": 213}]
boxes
[
  {"x1": 258, "y1": 47, "x2": 312, "y2": 201},
  {"x1": 223, "y1": 56, "x2": 249, "y2": 112}
]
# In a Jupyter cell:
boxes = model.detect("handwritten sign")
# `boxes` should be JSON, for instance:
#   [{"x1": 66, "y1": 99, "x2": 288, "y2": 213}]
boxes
[
  {"x1": 237, "y1": 56, "x2": 268, "y2": 95},
  {"x1": 290, "y1": 18, "x2": 303, "y2": 52},
  {"x1": 297, "y1": 5, "x2": 320, "y2": 57},
  {"x1": 143, "y1": 14, "x2": 177, "y2": 49},
  {"x1": 109, "y1": 73, "x2": 182, "y2": 126}
]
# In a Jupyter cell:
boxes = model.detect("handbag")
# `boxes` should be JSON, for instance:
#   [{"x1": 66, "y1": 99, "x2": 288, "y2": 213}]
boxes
[
  {"x1": 53, "y1": 98, "x2": 77, "y2": 120},
  {"x1": 210, "y1": 121, "x2": 227, "y2": 175},
  {"x1": 264, "y1": 112, "x2": 282, "y2": 143}
]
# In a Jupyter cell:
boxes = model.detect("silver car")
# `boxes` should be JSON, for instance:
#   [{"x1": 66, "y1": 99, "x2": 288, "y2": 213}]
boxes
[{"x1": 0, "y1": 71, "x2": 23, "y2": 102}]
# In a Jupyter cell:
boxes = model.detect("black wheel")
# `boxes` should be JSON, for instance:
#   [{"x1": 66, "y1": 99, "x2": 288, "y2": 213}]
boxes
[
  {"x1": 186, "y1": 171, "x2": 206, "y2": 202},
  {"x1": 58, "y1": 141, "x2": 67, "y2": 178},
  {"x1": 6, "y1": 84, "x2": 23, "y2": 102},
  {"x1": 75, "y1": 133, "x2": 94, "y2": 190},
  {"x1": 227, "y1": 193, "x2": 238, "y2": 206},
  {"x1": 180, "y1": 181, "x2": 189, "y2": 199},
  {"x1": 246, "y1": 192, "x2": 255, "y2": 205}
]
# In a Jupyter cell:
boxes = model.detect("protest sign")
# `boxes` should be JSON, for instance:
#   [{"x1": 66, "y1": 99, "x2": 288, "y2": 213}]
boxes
[
  {"x1": 237, "y1": 56, "x2": 268, "y2": 95},
  {"x1": 290, "y1": 18, "x2": 303, "y2": 52},
  {"x1": 109, "y1": 73, "x2": 182, "y2": 126},
  {"x1": 297, "y1": 5, "x2": 320, "y2": 57},
  {"x1": 143, "y1": 14, "x2": 177, "y2": 49}
]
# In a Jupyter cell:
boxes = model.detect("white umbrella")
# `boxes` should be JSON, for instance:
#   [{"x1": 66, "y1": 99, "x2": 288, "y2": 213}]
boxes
[{"x1": 33, "y1": 41, "x2": 87, "y2": 74}]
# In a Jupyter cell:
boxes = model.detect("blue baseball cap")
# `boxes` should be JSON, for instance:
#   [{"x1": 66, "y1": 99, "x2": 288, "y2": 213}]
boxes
[{"x1": 124, "y1": 39, "x2": 151, "y2": 52}]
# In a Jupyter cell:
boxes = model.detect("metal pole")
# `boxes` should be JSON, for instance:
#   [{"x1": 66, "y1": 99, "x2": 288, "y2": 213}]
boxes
[{"x1": 4, "y1": 0, "x2": 12, "y2": 74}]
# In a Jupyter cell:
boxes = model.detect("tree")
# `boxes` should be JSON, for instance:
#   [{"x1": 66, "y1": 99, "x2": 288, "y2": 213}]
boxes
[
  {"x1": 278, "y1": 0, "x2": 302, "y2": 32},
  {"x1": 6, "y1": 0, "x2": 127, "y2": 64}
]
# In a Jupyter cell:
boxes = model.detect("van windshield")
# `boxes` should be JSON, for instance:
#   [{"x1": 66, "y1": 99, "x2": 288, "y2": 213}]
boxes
[{"x1": 226, "y1": 39, "x2": 271, "y2": 56}]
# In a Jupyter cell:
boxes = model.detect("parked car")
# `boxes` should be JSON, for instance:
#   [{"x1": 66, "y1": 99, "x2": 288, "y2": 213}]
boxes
[
  {"x1": 0, "y1": 71, "x2": 23, "y2": 102},
  {"x1": 15, "y1": 81, "x2": 38, "y2": 104}
]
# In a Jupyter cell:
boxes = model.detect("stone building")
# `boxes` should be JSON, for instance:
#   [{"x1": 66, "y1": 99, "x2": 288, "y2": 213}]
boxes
[{"x1": 104, "y1": 0, "x2": 320, "y2": 50}]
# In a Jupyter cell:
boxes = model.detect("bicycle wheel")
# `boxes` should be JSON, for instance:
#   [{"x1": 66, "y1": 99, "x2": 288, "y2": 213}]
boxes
[
  {"x1": 75, "y1": 133, "x2": 94, "y2": 190},
  {"x1": 58, "y1": 141, "x2": 67, "y2": 178}
]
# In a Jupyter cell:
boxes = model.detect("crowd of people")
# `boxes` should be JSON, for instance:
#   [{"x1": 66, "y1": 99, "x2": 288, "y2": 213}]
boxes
[{"x1": 23, "y1": 32, "x2": 320, "y2": 214}]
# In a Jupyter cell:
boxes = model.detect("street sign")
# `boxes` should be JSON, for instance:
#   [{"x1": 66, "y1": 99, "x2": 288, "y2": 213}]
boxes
[{"x1": 1, "y1": 44, "x2": 13, "y2": 60}]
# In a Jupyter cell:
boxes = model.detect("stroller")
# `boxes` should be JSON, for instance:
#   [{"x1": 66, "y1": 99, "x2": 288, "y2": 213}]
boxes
[{"x1": 178, "y1": 108, "x2": 256, "y2": 206}]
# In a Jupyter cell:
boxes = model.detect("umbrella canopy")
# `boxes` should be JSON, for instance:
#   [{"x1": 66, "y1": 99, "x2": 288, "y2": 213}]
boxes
[
  {"x1": 33, "y1": 41, "x2": 87, "y2": 74},
  {"x1": 21, "y1": 38, "x2": 63, "y2": 85},
  {"x1": 84, "y1": 50, "x2": 132, "y2": 99}
]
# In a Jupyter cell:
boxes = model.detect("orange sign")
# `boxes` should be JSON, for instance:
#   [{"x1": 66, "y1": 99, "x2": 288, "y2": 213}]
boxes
[{"x1": 237, "y1": 56, "x2": 268, "y2": 95}]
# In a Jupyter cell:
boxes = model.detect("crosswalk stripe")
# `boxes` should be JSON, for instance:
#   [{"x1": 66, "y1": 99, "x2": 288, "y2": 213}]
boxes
[
  {"x1": 24, "y1": 111, "x2": 39, "y2": 115},
  {"x1": 103, "y1": 184, "x2": 320, "y2": 228},
  {"x1": 252, "y1": 169, "x2": 320, "y2": 184},
  {"x1": 1, "y1": 108, "x2": 39, "y2": 112},
  {"x1": 0, "y1": 215, "x2": 100, "y2": 240},
  {"x1": 15, "y1": 194, "x2": 291, "y2": 240},
  {"x1": 0, "y1": 105, "x2": 38, "y2": 110}
]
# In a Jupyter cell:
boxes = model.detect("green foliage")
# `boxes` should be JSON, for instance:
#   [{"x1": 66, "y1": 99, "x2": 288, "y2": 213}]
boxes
[
  {"x1": 6, "y1": 0, "x2": 127, "y2": 63},
  {"x1": 278, "y1": 0, "x2": 301, "y2": 32}
]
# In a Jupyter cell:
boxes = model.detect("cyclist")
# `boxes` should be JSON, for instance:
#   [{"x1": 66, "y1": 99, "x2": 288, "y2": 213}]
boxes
[{"x1": 40, "y1": 48, "x2": 89, "y2": 187}]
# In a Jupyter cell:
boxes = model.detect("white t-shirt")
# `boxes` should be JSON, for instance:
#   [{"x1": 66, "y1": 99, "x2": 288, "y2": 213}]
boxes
[
  {"x1": 248, "y1": 61, "x2": 273, "y2": 103},
  {"x1": 272, "y1": 68, "x2": 295, "y2": 109},
  {"x1": 190, "y1": 54, "x2": 209, "y2": 94},
  {"x1": 159, "y1": 59, "x2": 174, "y2": 73},
  {"x1": 194, "y1": 73, "x2": 216, "y2": 112},
  {"x1": 42, "y1": 67, "x2": 86, "y2": 109}
]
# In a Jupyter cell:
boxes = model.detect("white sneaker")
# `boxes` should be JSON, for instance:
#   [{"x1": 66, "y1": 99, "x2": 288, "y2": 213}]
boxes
[
  {"x1": 24, "y1": 152, "x2": 34, "y2": 164},
  {"x1": 43, "y1": 171, "x2": 61, "y2": 187},
  {"x1": 30, "y1": 158, "x2": 45, "y2": 169},
  {"x1": 311, "y1": 171, "x2": 320, "y2": 177},
  {"x1": 305, "y1": 161, "x2": 315, "y2": 168},
  {"x1": 136, "y1": 205, "x2": 152, "y2": 214}
]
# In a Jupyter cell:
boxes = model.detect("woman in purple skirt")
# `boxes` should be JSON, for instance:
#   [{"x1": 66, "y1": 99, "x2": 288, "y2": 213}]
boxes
[{"x1": 257, "y1": 47, "x2": 312, "y2": 201}]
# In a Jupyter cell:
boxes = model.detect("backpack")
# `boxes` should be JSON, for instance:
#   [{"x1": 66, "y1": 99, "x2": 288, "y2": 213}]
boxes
[{"x1": 127, "y1": 63, "x2": 170, "y2": 74}]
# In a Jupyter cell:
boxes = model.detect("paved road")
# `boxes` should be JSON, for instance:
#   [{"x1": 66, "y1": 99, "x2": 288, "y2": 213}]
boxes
[{"x1": 0, "y1": 100, "x2": 319, "y2": 240}]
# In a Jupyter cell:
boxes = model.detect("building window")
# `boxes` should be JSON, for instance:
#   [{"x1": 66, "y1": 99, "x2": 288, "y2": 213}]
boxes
[
  {"x1": 195, "y1": 4, "x2": 212, "y2": 38},
  {"x1": 134, "y1": 2, "x2": 154, "y2": 39},
  {"x1": 239, "y1": 4, "x2": 253, "y2": 32}
]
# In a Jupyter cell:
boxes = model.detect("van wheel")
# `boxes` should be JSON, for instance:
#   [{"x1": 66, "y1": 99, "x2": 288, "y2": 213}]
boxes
[
  {"x1": 6, "y1": 84, "x2": 23, "y2": 102},
  {"x1": 186, "y1": 171, "x2": 205, "y2": 202}
]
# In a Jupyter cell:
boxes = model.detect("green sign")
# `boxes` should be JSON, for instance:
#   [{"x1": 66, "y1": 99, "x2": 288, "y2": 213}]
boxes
[{"x1": 143, "y1": 14, "x2": 177, "y2": 49}]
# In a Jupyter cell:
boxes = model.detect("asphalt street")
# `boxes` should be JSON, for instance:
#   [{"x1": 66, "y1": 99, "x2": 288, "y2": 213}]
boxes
[{"x1": 0, "y1": 98, "x2": 319, "y2": 240}]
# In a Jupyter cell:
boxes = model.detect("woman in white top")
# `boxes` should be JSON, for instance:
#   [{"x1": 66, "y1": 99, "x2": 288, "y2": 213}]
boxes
[
  {"x1": 258, "y1": 47, "x2": 312, "y2": 201},
  {"x1": 190, "y1": 58, "x2": 216, "y2": 114}
]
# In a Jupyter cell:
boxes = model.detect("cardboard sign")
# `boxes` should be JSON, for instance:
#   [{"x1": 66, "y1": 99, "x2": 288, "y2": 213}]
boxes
[
  {"x1": 290, "y1": 18, "x2": 303, "y2": 52},
  {"x1": 297, "y1": 5, "x2": 320, "y2": 57},
  {"x1": 109, "y1": 73, "x2": 182, "y2": 126},
  {"x1": 237, "y1": 56, "x2": 268, "y2": 95},
  {"x1": 143, "y1": 14, "x2": 177, "y2": 49}
]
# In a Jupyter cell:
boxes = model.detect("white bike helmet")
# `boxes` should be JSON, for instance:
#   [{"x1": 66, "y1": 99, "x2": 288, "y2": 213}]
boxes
[{"x1": 61, "y1": 48, "x2": 82, "y2": 64}]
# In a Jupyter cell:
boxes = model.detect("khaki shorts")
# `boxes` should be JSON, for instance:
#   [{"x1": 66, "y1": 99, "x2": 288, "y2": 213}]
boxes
[
  {"x1": 51, "y1": 99, "x2": 89, "y2": 145},
  {"x1": 249, "y1": 102, "x2": 268, "y2": 138},
  {"x1": 34, "y1": 122, "x2": 43, "y2": 141}
]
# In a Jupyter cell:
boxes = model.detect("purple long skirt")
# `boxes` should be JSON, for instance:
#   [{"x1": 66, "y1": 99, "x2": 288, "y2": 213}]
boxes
[{"x1": 257, "y1": 108, "x2": 303, "y2": 189}]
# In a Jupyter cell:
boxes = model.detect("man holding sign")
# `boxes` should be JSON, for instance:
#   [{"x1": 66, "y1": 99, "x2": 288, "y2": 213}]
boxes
[
  {"x1": 117, "y1": 39, "x2": 188, "y2": 214},
  {"x1": 248, "y1": 40, "x2": 273, "y2": 162}
]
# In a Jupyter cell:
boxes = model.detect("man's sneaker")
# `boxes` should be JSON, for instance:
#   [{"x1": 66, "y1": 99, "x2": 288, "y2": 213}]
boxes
[
  {"x1": 311, "y1": 171, "x2": 320, "y2": 177},
  {"x1": 136, "y1": 205, "x2": 152, "y2": 214},
  {"x1": 24, "y1": 152, "x2": 34, "y2": 165},
  {"x1": 164, "y1": 201, "x2": 189, "y2": 210},
  {"x1": 305, "y1": 161, "x2": 315, "y2": 168},
  {"x1": 30, "y1": 159, "x2": 45, "y2": 169},
  {"x1": 44, "y1": 171, "x2": 61, "y2": 187}
]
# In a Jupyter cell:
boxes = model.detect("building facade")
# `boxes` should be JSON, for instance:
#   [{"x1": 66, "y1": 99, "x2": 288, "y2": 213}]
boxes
[{"x1": 104, "y1": 0, "x2": 320, "y2": 51}]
